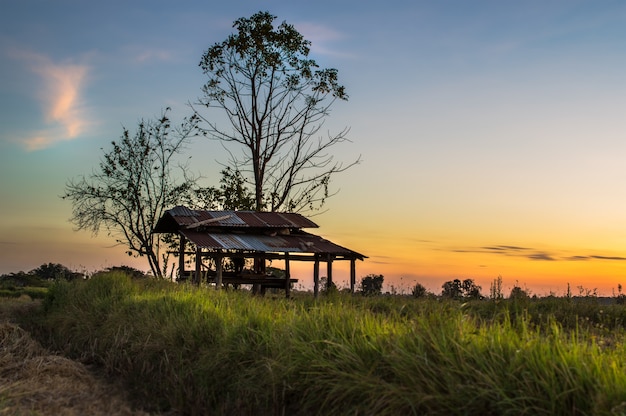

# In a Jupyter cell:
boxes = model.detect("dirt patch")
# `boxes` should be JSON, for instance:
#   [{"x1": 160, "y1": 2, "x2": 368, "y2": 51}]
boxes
[{"x1": 0, "y1": 321, "x2": 151, "y2": 415}]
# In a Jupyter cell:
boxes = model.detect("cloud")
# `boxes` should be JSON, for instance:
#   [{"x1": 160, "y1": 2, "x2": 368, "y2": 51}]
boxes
[
  {"x1": 564, "y1": 255, "x2": 589, "y2": 261},
  {"x1": 482, "y1": 245, "x2": 531, "y2": 252},
  {"x1": 294, "y1": 22, "x2": 354, "y2": 58},
  {"x1": 590, "y1": 255, "x2": 626, "y2": 261},
  {"x1": 481, "y1": 245, "x2": 555, "y2": 261},
  {"x1": 527, "y1": 253, "x2": 555, "y2": 261},
  {"x1": 567, "y1": 255, "x2": 626, "y2": 262},
  {"x1": 122, "y1": 45, "x2": 175, "y2": 64},
  {"x1": 9, "y1": 49, "x2": 92, "y2": 150},
  {"x1": 450, "y1": 243, "x2": 626, "y2": 263}
]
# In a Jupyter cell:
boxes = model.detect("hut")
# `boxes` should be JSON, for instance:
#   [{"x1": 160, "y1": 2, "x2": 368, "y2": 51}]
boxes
[{"x1": 153, "y1": 206, "x2": 366, "y2": 297}]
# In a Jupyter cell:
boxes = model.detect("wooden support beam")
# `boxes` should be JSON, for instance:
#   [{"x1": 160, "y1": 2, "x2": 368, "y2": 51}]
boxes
[
  {"x1": 179, "y1": 234, "x2": 186, "y2": 280},
  {"x1": 215, "y1": 254, "x2": 223, "y2": 290},
  {"x1": 313, "y1": 255, "x2": 320, "y2": 298},
  {"x1": 350, "y1": 258, "x2": 356, "y2": 293},
  {"x1": 326, "y1": 253, "x2": 333, "y2": 289},
  {"x1": 285, "y1": 252, "x2": 291, "y2": 298},
  {"x1": 195, "y1": 246, "x2": 202, "y2": 285}
]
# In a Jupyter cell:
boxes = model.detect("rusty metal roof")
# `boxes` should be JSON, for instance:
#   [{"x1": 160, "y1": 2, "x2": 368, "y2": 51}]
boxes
[
  {"x1": 154, "y1": 206, "x2": 365, "y2": 259},
  {"x1": 180, "y1": 229, "x2": 365, "y2": 258},
  {"x1": 153, "y1": 206, "x2": 318, "y2": 233}
]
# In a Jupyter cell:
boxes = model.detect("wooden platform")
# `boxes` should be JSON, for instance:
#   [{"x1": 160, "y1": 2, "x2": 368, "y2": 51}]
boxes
[
  {"x1": 210, "y1": 275, "x2": 298, "y2": 288},
  {"x1": 179, "y1": 271, "x2": 297, "y2": 293}
]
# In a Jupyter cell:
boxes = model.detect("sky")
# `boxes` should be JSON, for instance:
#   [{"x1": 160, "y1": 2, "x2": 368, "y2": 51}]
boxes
[{"x1": 2, "y1": 0, "x2": 626, "y2": 296}]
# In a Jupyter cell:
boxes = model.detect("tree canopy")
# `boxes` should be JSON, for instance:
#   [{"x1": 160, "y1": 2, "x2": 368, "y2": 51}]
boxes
[
  {"x1": 196, "y1": 11, "x2": 359, "y2": 212},
  {"x1": 63, "y1": 109, "x2": 199, "y2": 277}
]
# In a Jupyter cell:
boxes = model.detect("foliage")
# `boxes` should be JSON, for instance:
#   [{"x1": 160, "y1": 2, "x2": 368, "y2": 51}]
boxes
[
  {"x1": 489, "y1": 275, "x2": 503, "y2": 300},
  {"x1": 1, "y1": 272, "x2": 46, "y2": 289},
  {"x1": 98, "y1": 265, "x2": 146, "y2": 279},
  {"x1": 360, "y1": 274, "x2": 384, "y2": 296},
  {"x1": 182, "y1": 167, "x2": 255, "y2": 211},
  {"x1": 319, "y1": 276, "x2": 338, "y2": 295},
  {"x1": 62, "y1": 109, "x2": 199, "y2": 277},
  {"x1": 195, "y1": 11, "x2": 359, "y2": 212},
  {"x1": 0, "y1": 263, "x2": 82, "y2": 298},
  {"x1": 18, "y1": 273, "x2": 626, "y2": 415},
  {"x1": 616, "y1": 284, "x2": 626, "y2": 305},
  {"x1": 411, "y1": 282, "x2": 428, "y2": 298},
  {"x1": 31, "y1": 263, "x2": 83, "y2": 281},
  {"x1": 509, "y1": 285, "x2": 530, "y2": 300},
  {"x1": 441, "y1": 279, "x2": 462, "y2": 300},
  {"x1": 441, "y1": 278, "x2": 483, "y2": 300}
]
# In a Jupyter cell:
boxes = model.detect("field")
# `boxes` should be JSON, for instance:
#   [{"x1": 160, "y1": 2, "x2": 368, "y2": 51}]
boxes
[{"x1": 4, "y1": 272, "x2": 626, "y2": 415}]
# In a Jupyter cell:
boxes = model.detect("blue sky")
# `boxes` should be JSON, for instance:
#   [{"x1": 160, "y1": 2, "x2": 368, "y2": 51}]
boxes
[{"x1": 3, "y1": 1, "x2": 626, "y2": 295}]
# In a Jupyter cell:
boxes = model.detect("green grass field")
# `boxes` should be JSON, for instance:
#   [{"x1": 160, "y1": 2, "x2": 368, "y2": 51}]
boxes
[{"x1": 12, "y1": 272, "x2": 626, "y2": 415}]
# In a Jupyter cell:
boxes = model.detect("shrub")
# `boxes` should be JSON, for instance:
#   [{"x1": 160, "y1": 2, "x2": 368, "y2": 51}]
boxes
[
  {"x1": 411, "y1": 282, "x2": 428, "y2": 298},
  {"x1": 360, "y1": 274, "x2": 384, "y2": 296},
  {"x1": 509, "y1": 286, "x2": 529, "y2": 300}
]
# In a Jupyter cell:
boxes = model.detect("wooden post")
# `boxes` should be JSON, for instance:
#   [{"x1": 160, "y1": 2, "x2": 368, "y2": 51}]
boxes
[
  {"x1": 178, "y1": 234, "x2": 186, "y2": 281},
  {"x1": 216, "y1": 254, "x2": 223, "y2": 290},
  {"x1": 284, "y1": 252, "x2": 291, "y2": 298},
  {"x1": 326, "y1": 254, "x2": 333, "y2": 290},
  {"x1": 195, "y1": 246, "x2": 202, "y2": 285},
  {"x1": 313, "y1": 255, "x2": 320, "y2": 298},
  {"x1": 252, "y1": 256, "x2": 263, "y2": 294},
  {"x1": 350, "y1": 258, "x2": 356, "y2": 293}
]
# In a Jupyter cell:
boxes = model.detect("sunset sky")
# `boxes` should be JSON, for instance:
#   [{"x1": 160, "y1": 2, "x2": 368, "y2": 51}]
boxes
[{"x1": 3, "y1": 1, "x2": 626, "y2": 296}]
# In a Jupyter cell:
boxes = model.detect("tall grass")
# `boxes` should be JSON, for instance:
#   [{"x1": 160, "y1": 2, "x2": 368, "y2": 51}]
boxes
[{"x1": 21, "y1": 272, "x2": 626, "y2": 415}]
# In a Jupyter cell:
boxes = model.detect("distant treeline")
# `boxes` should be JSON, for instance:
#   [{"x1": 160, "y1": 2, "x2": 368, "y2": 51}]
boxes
[{"x1": 3, "y1": 264, "x2": 626, "y2": 304}]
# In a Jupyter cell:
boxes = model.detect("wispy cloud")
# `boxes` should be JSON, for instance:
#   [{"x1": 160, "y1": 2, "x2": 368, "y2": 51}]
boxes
[
  {"x1": 121, "y1": 45, "x2": 176, "y2": 64},
  {"x1": 295, "y1": 22, "x2": 354, "y2": 59},
  {"x1": 564, "y1": 255, "x2": 626, "y2": 262},
  {"x1": 527, "y1": 253, "x2": 555, "y2": 261},
  {"x1": 9, "y1": 49, "x2": 92, "y2": 150},
  {"x1": 449, "y1": 244, "x2": 626, "y2": 263}
]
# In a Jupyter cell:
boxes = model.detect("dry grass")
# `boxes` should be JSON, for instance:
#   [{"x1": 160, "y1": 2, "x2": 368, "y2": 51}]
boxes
[{"x1": 0, "y1": 318, "x2": 150, "y2": 416}]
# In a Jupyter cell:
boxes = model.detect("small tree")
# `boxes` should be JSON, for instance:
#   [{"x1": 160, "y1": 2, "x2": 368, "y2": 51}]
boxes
[
  {"x1": 509, "y1": 285, "x2": 529, "y2": 300},
  {"x1": 442, "y1": 279, "x2": 463, "y2": 300},
  {"x1": 490, "y1": 275, "x2": 503, "y2": 300},
  {"x1": 462, "y1": 278, "x2": 483, "y2": 300},
  {"x1": 615, "y1": 284, "x2": 626, "y2": 305},
  {"x1": 320, "y1": 276, "x2": 338, "y2": 295},
  {"x1": 442, "y1": 278, "x2": 482, "y2": 300},
  {"x1": 360, "y1": 274, "x2": 384, "y2": 296},
  {"x1": 63, "y1": 109, "x2": 199, "y2": 278},
  {"x1": 411, "y1": 282, "x2": 428, "y2": 298},
  {"x1": 196, "y1": 11, "x2": 359, "y2": 212}
]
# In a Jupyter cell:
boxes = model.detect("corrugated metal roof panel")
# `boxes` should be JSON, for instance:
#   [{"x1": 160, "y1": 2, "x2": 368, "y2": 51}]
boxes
[
  {"x1": 259, "y1": 212, "x2": 293, "y2": 227},
  {"x1": 236, "y1": 235, "x2": 299, "y2": 252},
  {"x1": 234, "y1": 212, "x2": 268, "y2": 227},
  {"x1": 207, "y1": 211, "x2": 247, "y2": 226},
  {"x1": 169, "y1": 206, "x2": 198, "y2": 217},
  {"x1": 279, "y1": 212, "x2": 319, "y2": 228},
  {"x1": 211, "y1": 234, "x2": 254, "y2": 251},
  {"x1": 179, "y1": 231, "x2": 223, "y2": 250},
  {"x1": 169, "y1": 208, "x2": 319, "y2": 229},
  {"x1": 180, "y1": 230, "x2": 365, "y2": 258},
  {"x1": 156, "y1": 207, "x2": 320, "y2": 231}
]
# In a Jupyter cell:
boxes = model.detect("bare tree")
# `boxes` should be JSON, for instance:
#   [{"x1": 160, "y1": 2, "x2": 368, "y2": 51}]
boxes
[
  {"x1": 195, "y1": 11, "x2": 359, "y2": 212},
  {"x1": 62, "y1": 109, "x2": 199, "y2": 277}
]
